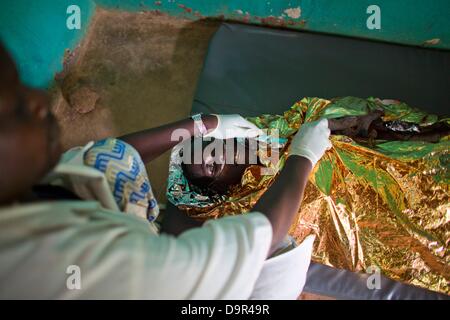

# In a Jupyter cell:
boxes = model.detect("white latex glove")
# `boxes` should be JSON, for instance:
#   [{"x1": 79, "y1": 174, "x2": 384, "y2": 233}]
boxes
[
  {"x1": 205, "y1": 114, "x2": 263, "y2": 139},
  {"x1": 289, "y1": 119, "x2": 332, "y2": 167}
]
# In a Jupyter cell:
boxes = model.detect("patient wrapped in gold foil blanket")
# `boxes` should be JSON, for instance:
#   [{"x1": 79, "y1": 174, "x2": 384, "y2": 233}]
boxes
[{"x1": 167, "y1": 96, "x2": 449, "y2": 295}]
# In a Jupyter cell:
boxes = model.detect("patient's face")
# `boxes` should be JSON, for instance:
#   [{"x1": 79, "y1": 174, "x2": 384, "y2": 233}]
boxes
[{"x1": 180, "y1": 138, "x2": 252, "y2": 194}]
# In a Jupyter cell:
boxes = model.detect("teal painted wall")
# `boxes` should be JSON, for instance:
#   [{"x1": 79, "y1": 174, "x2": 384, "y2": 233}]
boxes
[
  {"x1": 0, "y1": 0, "x2": 95, "y2": 88},
  {"x1": 1, "y1": 0, "x2": 449, "y2": 89},
  {"x1": 97, "y1": 0, "x2": 450, "y2": 50}
]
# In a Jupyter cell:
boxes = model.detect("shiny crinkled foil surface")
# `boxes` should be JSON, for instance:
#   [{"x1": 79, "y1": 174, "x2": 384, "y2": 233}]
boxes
[{"x1": 167, "y1": 96, "x2": 449, "y2": 295}]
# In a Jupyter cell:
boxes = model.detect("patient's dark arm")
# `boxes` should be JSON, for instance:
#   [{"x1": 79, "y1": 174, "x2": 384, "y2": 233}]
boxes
[{"x1": 252, "y1": 155, "x2": 313, "y2": 256}]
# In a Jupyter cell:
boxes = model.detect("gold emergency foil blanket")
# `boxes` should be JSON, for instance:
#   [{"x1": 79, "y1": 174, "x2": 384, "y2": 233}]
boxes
[{"x1": 167, "y1": 96, "x2": 450, "y2": 295}]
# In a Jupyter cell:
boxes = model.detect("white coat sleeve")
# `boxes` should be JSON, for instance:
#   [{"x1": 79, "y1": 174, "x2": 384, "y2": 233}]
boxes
[
  {"x1": 139, "y1": 212, "x2": 272, "y2": 299},
  {"x1": 58, "y1": 210, "x2": 272, "y2": 300}
]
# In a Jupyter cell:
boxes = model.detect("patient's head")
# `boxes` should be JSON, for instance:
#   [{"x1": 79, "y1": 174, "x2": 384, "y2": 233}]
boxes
[{"x1": 180, "y1": 137, "x2": 254, "y2": 195}]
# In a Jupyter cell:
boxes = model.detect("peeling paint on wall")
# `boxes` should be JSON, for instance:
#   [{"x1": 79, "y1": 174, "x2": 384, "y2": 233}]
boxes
[
  {"x1": 95, "y1": 0, "x2": 450, "y2": 50},
  {"x1": 424, "y1": 38, "x2": 441, "y2": 46},
  {"x1": 284, "y1": 7, "x2": 301, "y2": 19}
]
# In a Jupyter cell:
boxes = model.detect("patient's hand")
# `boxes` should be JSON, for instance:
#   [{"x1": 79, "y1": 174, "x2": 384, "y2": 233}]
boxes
[{"x1": 328, "y1": 111, "x2": 384, "y2": 137}]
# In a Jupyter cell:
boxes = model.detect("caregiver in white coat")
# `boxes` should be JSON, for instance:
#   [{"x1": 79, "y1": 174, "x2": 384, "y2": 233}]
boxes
[{"x1": 0, "y1": 42, "x2": 330, "y2": 299}]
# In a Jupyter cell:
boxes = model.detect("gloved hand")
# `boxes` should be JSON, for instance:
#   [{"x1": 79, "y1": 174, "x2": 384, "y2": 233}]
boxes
[
  {"x1": 289, "y1": 119, "x2": 332, "y2": 167},
  {"x1": 205, "y1": 114, "x2": 263, "y2": 140}
]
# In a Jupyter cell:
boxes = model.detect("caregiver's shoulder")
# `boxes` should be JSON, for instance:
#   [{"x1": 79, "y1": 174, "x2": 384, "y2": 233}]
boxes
[{"x1": 0, "y1": 201, "x2": 272, "y2": 299}]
